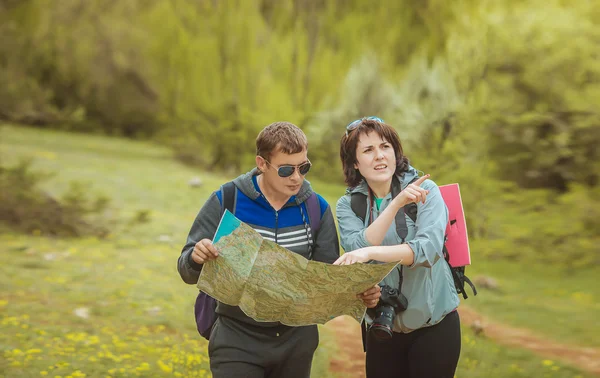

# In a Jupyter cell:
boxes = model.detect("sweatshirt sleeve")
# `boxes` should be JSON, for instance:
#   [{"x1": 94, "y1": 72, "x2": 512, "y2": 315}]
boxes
[
  {"x1": 336, "y1": 194, "x2": 373, "y2": 252},
  {"x1": 406, "y1": 180, "x2": 449, "y2": 268},
  {"x1": 311, "y1": 204, "x2": 340, "y2": 263},
  {"x1": 177, "y1": 191, "x2": 222, "y2": 284}
]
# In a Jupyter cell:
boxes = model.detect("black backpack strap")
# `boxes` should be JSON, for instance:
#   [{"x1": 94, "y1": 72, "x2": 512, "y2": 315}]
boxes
[
  {"x1": 404, "y1": 203, "x2": 418, "y2": 224},
  {"x1": 392, "y1": 175, "x2": 421, "y2": 241},
  {"x1": 443, "y1": 245, "x2": 477, "y2": 299},
  {"x1": 304, "y1": 192, "x2": 321, "y2": 260},
  {"x1": 350, "y1": 192, "x2": 367, "y2": 223},
  {"x1": 443, "y1": 245, "x2": 466, "y2": 299},
  {"x1": 462, "y1": 274, "x2": 478, "y2": 297},
  {"x1": 305, "y1": 192, "x2": 321, "y2": 242},
  {"x1": 399, "y1": 175, "x2": 420, "y2": 224},
  {"x1": 395, "y1": 213, "x2": 409, "y2": 241},
  {"x1": 220, "y1": 181, "x2": 237, "y2": 215}
]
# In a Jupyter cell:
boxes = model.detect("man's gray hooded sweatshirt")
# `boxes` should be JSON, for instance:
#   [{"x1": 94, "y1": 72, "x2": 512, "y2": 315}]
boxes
[
  {"x1": 178, "y1": 168, "x2": 340, "y2": 330},
  {"x1": 336, "y1": 166, "x2": 460, "y2": 333}
]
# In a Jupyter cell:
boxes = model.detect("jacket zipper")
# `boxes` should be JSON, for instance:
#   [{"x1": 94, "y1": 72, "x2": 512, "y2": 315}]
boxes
[
  {"x1": 275, "y1": 210, "x2": 279, "y2": 244},
  {"x1": 260, "y1": 192, "x2": 280, "y2": 243}
]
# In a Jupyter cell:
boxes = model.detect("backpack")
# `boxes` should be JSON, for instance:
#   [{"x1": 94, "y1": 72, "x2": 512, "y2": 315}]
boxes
[
  {"x1": 194, "y1": 181, "x2": 323, "y2": 340},
  {"x1": 349, "y1": 177, "x2": 477, "y2": 300}
]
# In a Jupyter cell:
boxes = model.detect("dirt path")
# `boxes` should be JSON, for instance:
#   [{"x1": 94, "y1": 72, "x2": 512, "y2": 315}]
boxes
[
  {"x1": 324, "y1": 315, "x2": 366, "y2": 378},
  {"x1": 459, "y1": 306, "x2": 600, "y2": 376},
  {"x1": 324, "y1": 307, "x2": 600, "y2": 377}
]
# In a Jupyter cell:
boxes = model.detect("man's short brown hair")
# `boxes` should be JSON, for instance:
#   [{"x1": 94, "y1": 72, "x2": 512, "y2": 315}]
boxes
[
  {"x1": 340, "y1": 118, "x2": 410, "y2": 187},
  {"x1": 256, "y1": 122, "x2": 308, "y2": 160}
]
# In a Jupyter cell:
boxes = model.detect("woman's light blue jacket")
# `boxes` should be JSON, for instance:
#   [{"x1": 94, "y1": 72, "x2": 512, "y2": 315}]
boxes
[{"x1": 336, "y1": 166, "x2": 460, "y2": 333}]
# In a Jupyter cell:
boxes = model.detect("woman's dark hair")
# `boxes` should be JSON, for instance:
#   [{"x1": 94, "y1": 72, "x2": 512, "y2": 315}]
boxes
[{"x1": 339, "y1": 118, "x2": 409, "y2": 187}]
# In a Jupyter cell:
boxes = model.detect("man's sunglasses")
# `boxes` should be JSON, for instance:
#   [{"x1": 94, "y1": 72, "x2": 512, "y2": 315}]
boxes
[
  {"x1": 265, "y1": 160, "x2": 312, "y2": 178},
  {"x1": 345, "y1": 116, "x2": 385, "y2": 136}
]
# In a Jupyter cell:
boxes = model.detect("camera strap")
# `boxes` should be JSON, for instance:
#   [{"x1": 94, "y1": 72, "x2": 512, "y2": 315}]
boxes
[{"x1": 362, "y1": 184, "x2": 405, "y2": 351}]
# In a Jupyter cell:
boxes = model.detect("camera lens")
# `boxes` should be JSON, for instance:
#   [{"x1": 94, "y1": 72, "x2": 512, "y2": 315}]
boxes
[
  {"x1": 371, "y1": 305, "x2": 395, "y2": 341},
  {"x1": 370, "y1": 323, "x2": 393, "y2": 340}
]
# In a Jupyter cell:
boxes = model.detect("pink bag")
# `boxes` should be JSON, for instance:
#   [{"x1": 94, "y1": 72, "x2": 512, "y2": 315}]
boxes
[{"x1": 439, "y1": 183, "x2": 471, "y2": 267}]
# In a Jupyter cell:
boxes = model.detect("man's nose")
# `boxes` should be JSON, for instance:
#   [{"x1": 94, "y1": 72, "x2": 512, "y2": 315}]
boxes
[{"x1": 291, "y1": 167, "x2": 302, "y2": 180}]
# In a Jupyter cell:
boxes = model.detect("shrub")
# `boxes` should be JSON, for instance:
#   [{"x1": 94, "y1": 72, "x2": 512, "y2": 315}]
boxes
[{"x1": 0, "y1": 159, "x2": 112, "y2": 237}]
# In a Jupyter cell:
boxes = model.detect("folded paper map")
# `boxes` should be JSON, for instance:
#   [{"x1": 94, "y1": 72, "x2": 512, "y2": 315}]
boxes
[{"x1": 197, "y1": 210, "x2": 398, "y2": 326}]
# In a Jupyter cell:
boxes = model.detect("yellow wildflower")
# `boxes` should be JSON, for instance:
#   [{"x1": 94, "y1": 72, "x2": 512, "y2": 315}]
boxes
[{"x1": 158, "y1": 360, "x2": 173, "y2": 373}]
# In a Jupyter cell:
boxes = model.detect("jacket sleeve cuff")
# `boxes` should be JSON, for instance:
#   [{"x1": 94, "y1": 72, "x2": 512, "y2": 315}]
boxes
[
  {"x1": 356, "y1": 229, "x2": 374, "y2": 249},
  {"x1": 186, "y1": 250, "x2": 203, "y2": 271},
  {"x1": 406, "y1": 240, "x2": 419, "y2": 269}
]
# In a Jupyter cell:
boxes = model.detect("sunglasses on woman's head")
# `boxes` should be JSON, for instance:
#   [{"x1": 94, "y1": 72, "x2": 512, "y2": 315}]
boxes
[
  {"x1": 345, "y1": 116, "x2": 385, "y2": 136},
  {"x1": 265, "y1": 160, "x2": 312, "y2": 178}
]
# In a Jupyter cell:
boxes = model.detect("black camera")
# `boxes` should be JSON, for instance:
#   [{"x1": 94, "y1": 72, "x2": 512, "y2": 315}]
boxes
[{"x1": 369, "y1": 284, "x2": 408, "y2": 341}]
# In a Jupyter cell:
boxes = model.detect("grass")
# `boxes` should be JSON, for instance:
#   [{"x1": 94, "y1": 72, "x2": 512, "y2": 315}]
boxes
[
  {"x1": 466, "y1": 257, "x2": 600, "y2": 349},
  {"x1": 456, "y1": 325, "x2": 589, "y2": 378},
  {"x1": 0, "y1": 124, "x2": 336, "y2": 378},
  {"x1": 0, "y1": 124, "x2": 596, "y2": 377}
]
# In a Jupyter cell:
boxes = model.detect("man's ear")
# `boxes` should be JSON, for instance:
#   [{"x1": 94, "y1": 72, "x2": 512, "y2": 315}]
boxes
[{"x1": 256, "y1": 155, "x2": 267, "y2": 173}]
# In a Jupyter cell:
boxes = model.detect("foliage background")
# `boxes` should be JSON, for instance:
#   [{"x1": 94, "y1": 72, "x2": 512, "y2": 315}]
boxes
[{"x1": 2, "y1": 0, "x2": 598, "y2": 268}]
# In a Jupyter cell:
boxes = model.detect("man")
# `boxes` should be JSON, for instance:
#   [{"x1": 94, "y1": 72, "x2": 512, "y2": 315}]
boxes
[{"x1": 178, "y1": 122, "x2": 380, "y2": 378}]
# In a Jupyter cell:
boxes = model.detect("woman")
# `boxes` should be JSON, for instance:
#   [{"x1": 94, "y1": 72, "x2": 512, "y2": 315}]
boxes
[{"x1": 334, "y1": 117, "x2": 461, "y2": 378}]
